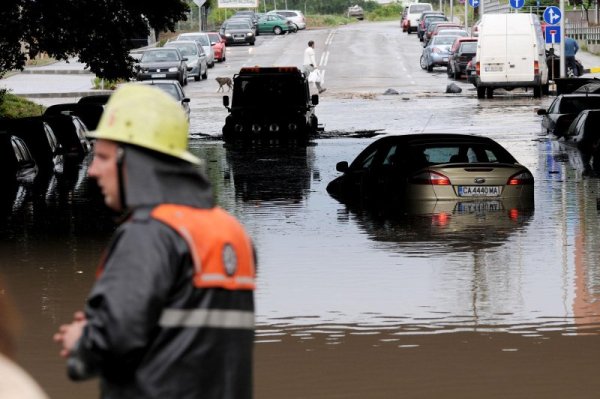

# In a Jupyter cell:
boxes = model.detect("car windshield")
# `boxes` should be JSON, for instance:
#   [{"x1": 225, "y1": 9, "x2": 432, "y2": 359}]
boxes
[
  {"x1": 234, "y1": 77, "x2": 306, "y2": 107},
  {"x1": 227, "y1": 22, "x2": 250, "y2": 30},
  {"x1": 167, "y1": 43, "x2": 197, "y2": 56},
  {"x1": 208, "y1": 33, "x2": 221, "y2": 43},
  {"x1": 432, "y1": 36, "x2": 456, "y2": 45},
  {"x1": 460, "y1": 42, "x2": 477, "y2": 53},
  {"x1": 559, "y1": 97, "x2": 600, "y2": 113},
  {"x1": 153, "y1": 84, "x2": 181, "y2": 100},
  {"x1": 181, "y1": 34, "x2": 209, "y2": 46},
  {"x1": 141, "y1": 50, "x2": 179, "y2": 62}
]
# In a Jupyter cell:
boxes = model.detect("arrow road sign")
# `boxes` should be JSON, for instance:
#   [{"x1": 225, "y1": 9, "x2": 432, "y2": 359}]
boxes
[
  {"x1": 468, "y1": 0, "x2": 480, "y2": 7},
  {"x1": 509, "y1": 0, "x2": 524, "y2": 9},
  {"x1": 544, "y1": 6, "x2": 562, "y2": 25}
]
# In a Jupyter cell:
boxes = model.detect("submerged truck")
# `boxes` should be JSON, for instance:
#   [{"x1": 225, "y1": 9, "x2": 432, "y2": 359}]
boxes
[
  {"x1": 473, "y1": 13, "x2": 549, "y2": 99},
  {"x1": 222, "y1": 66, "x2": 321, "y2": 145}
]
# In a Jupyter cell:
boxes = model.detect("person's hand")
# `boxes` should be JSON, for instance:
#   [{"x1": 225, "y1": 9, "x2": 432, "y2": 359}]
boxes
[{"x1": 53, "y1": 311, "x2": 87, "y2": 358}]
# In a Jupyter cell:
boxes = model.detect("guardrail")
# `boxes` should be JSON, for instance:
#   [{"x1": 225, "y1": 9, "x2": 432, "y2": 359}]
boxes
[{"x1": 566, "y1": 24, "x2": 600, "y2": 44}]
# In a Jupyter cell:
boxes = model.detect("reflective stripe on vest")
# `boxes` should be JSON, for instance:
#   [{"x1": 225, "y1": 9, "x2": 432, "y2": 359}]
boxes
[
  {"x1": 151, "y1": 204, "x2": 256, "y2": 290},
  {"x1": 159, "y1": 308, "x2": 254, "y2": 330}
]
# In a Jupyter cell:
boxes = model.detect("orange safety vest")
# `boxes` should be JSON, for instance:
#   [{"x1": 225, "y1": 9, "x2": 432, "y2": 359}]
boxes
[{"x1": 151, "y1": 204, "x2": 256, "y2": 291}]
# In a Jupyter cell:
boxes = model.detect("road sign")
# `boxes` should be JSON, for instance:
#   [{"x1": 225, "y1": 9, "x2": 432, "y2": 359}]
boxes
[
  {"x1": 468, "y1": 0, "x2": 480, "y2": 7},
  {"x1": 193, "y1": 0, "x2": 206, "y2": 6},
  {"x1": 543, "y1": 6, "x2": 562, "y2": 25},
  {"x1": 509, "y1": 0, "x2": 524, "y2": 9},
  {"x1": 545, "y1": 25, "x2": 561, "y2": 44}
]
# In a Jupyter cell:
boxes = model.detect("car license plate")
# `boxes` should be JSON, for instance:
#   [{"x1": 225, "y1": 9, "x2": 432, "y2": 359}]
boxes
[
  {"x1": 455, "y1": 200, "x2": 503, "y2": 213},
  {"x1": 457, "y1": 186, "x2": 501, "y2": 197},
  {"x1": 151, "y1": 73, "x2": 166, "y2": 78},
  {"x1": 484, "y1": 63, "x2": 503, "y2": 72}
]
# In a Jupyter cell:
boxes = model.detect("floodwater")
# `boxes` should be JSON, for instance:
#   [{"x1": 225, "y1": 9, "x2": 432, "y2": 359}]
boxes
[{"x1": 3, "y1": 94, "x2": 600, "y2": 398}]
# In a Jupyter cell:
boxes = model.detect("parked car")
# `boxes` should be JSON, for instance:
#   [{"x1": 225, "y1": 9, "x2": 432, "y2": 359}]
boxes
[
  {"x1": 424, "y1": 21, "x2": 461, "y2": 44},
  {"x1": 220, "y1": 20, "x2": 256, "y2": 46},
  {"x1": 226, "y1": 15, "x2": 258, "y2": 36},
  {"x1": 418, "y1": 12, "x2": 447, "y2": 41},
  {"x1": 420, "y1": 35, "x2": 456, "y2": 72},
  {"x1": 176, "y1": 32, "x2": 215, "y2": 68},
  {"x1": 44, "y1": 102, "x2": 104, "y2": 130},
  {"x1": 43, "y1": 114, "x2": 92, "y2": 159},
  {"x1": 447, "y1": 37, "x2": 478, "y2": 79},
  {"x1": 137, "y1": 80, "x2": 191, "y2": 122},
  {"x1": 536, "y1": 93, "x2": 600, "y2": 137},
  {"x1": 425, "y1": 23, "x2": 465, "y2": 46},
  {"x1": 563, "y1": 110, "x2": 600, "y2": 174},
  {"x1": 136, "y1": 48, "x2": 189, "y2": 86},
  {"x1": 326, "y1": 133, "x2": 534, "y2": 206},
  {"x1": 405, "y1": 2, "x2": 433, "y2": 34},
  {"x1": 347, "y1": 5, "x2": 364, "y2": 20},
  {"x1": 267, "y1": 10, "x2": 306, "y2": 30},
  {"x1": 164, "y1": 40, "x2": 208, "y2": 81},
  {"x1": 0, "y1": 132, "x2": 38, "y2": 182},
  {"x1": 257, "y1": 14, "x2": 294, "y2": 35},
  {"x1": 0, "y1": 117, "x2": 62, "y2": 173},
  {"x1": 233, "y1": 10, "x2": 259, "y2": 31},
  {"x1": 206, "y1": 31, "x2": 226, "y2": 62}
]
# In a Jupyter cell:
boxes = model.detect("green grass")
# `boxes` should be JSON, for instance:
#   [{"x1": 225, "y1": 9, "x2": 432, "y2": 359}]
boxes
[{"x1": 0, "y1": 90, "x2": 46, "y2": 118}]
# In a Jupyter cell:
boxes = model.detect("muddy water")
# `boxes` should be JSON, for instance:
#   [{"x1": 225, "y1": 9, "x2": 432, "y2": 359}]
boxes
[{"x1": 2, "y1": 95, "x2": 600, "y2": 398}]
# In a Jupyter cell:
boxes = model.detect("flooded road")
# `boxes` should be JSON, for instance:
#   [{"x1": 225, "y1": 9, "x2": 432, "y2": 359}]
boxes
[{"x1": 3, "y1": 21, "x2": 600, "y2": 398}]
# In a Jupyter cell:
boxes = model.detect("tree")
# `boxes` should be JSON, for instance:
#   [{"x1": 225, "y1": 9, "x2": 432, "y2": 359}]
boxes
[{"x1": 0, "y1": 0, "x2": 190, "y2": 80}]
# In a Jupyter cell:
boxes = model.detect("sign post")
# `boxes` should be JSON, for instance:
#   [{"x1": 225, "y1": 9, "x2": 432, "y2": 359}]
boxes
[{"x1": 544, "y1": 5, "x2": 564, "y2": 77}]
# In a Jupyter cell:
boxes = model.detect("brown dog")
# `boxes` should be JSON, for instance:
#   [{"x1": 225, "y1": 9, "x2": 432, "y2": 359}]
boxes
[{"x1": 215, "y1": 77, "x2": 233, "y2": 92}]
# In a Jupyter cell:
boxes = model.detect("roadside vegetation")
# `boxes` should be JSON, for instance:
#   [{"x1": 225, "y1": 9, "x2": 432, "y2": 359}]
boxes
[{"x1": 0, "y1": 89, "x2": 45, "y2": 119}]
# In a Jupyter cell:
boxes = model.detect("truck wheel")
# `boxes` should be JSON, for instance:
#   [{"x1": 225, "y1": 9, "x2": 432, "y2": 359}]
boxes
[
  {"x1": 486, "y1": 87, "x2": 494, "y2": 99},
  {"x1": 477, "y1": 87, "x2": 486, "y2": 99}
]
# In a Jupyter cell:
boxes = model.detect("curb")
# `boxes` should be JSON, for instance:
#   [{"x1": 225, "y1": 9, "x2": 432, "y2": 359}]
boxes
[
  {"x1": 20, "y1": 69, "x2": 93, "y2": 75},
  {"x1": 15, "y1": 90, "x2": 113, "y2": 99}
]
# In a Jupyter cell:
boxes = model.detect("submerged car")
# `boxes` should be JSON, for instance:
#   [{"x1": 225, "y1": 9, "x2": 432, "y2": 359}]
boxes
[
  {"x1": 537, "y1": 93, "x2": 600, "y2": 137},
  {"x1": 136, "y1": 48, "x2": 189, "y2": 86},
  {"x1": 326, "y1": 133, "x2": 534, "y2": 206},
  {"x1": 137, "y1": 80, "x2": 191, "y2": 122}
]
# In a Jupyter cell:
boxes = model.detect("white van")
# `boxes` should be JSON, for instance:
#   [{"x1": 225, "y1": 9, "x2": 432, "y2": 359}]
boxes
[
  {"x1": 405, "y1": 3, "x2": 433, "y2": 34},
  {"x1": 473, "y1": 13, "x2": 548, "y2": 99}
]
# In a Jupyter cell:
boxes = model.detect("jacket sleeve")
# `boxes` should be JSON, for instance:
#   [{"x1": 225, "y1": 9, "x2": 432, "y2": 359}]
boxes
[{"x1": 68, "y1": 219, "x2": 189, "y2": 380}]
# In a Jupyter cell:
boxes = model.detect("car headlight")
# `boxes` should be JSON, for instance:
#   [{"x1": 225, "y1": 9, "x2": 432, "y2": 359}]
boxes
[
  {"x1": 247, "y1": 32, "x2": 254, "y2": 37},
  {"x1": 225, "y1": 33, "x2": 232, "y2": 37},
  {"x1": 168, "y1": 67, "x2": 178, "y2": 72}
]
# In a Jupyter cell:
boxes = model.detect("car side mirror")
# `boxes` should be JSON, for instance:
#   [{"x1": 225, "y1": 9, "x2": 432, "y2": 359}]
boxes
[
  {"x1": 336, "y1": 161, "x2": 349, "y2": 172},
  {"x1": 182, "y1": 98, "x2": 190, "y2": 103},
  {"x1": 182, "y1": 57, "x2": 188, "y2": 62},
  {"x1": 187, "y1": 66, "x2": 193, "y2": 71},
  {"x1": 536, "y1": 109, "x2": 547, "y2": 116},
  {"x1": 311, "y1": 94, "x2": 319, "y2": 105},
  {"x1": 223, "y1": 95, "x2": 230, "y2": 108}
]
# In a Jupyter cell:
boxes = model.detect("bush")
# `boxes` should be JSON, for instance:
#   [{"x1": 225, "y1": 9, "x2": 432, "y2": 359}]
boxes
[
  {"x1": 92, "y1": 77, "x2": 127, "y2": 90},
  {"x1": 0, "y1": 90, "x2": 45, "y2": 118}
]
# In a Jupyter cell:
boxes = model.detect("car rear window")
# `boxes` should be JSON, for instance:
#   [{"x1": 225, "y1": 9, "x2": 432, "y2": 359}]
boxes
[
  {"x1": 415, "y1": 143, "x2": 515, "y2": 164},
  {"x1": 460, "y1": 42, "x2": 478, "y2": 53},
  {"x1": 410, "y1": 4, "x2": 432, "y2": 13},
  {"x1": 433, "y1": 36, "x2": 456, "y2": 45}
]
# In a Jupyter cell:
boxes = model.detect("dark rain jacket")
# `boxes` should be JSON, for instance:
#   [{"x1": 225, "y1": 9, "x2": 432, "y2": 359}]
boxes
[{"x1": 68, "y1": 146, "x2": 255, "y2": 399}]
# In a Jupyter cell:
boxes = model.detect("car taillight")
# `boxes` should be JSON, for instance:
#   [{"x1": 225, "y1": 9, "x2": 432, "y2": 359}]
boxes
[
  {"x1": 432, "y1": 212, "x2": 451, "y2": 226},
  {"x1": 508, "y1": 208, "x2": 520, "y2": 221},
  {"x1": 411, "y1": 171, "x2": 451, "y2": 185},
  {"x1": 534, "y1": 60, "x2": 539, "y2": 75},
  {"x1": 475, "y1": 61, "x2": 480, "y2": 75},
  {"x1": 507, "y1": 171, "x2": 534, "y2": 185}
]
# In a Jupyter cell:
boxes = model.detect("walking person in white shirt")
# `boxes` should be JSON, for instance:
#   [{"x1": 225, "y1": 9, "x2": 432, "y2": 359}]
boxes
[{"x1": 303, "y1": 40, "x2": 326, "y2": 94}]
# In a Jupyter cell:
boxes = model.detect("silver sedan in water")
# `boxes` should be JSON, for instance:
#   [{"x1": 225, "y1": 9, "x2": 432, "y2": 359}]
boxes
[{"x1": 420, "y1": 35, "x2": 458, "y2": 72}]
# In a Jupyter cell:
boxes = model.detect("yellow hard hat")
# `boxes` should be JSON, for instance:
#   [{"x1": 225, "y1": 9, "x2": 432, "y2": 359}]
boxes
[{"x1": 88, "y1": 83, "x2": 200, "y2": 165}]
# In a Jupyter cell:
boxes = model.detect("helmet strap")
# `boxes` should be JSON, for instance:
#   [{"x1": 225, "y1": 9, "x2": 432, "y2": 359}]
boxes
[{"x1": 116, "y1": 146, "x2": 127, "y2": 211}]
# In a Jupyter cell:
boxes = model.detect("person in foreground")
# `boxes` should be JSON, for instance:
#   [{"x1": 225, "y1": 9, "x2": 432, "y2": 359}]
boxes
[{"x1": 53, "y1": 84, "x2": 256, "y2": 399}]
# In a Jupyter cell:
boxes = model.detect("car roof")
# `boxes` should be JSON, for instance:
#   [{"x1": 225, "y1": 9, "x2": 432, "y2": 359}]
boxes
[{"x1": 371, "y1": 133, "x2": 497, "y2": 145}]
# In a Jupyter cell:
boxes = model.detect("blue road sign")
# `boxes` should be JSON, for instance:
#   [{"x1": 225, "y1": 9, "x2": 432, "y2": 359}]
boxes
[
  {"x1": 509, "y1": 0, "x2": 524, "y2": 9},
  {"x1": 544, "y1": 6, "x2": 562, "y2": 25},
  {"x1": 545, "y1": 25, "x2": 561, "y2": 44},
  {"x1": 468, "y1": 0, "x2": 480, "y2": 7}
]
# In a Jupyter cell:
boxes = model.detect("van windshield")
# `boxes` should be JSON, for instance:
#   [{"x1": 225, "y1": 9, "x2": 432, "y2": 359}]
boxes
[{"x1": 410, "y1": 4, "x2": 432, "y2": 12}]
